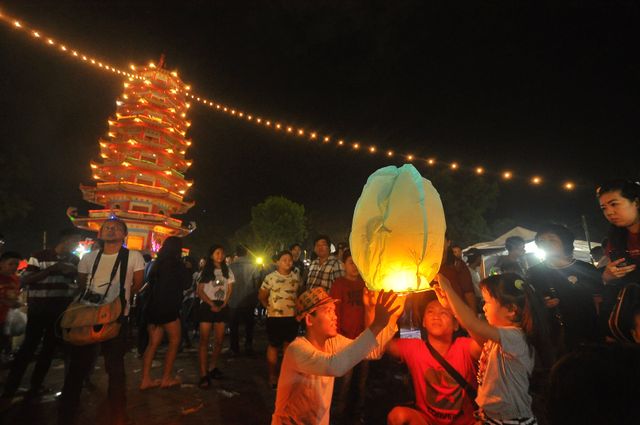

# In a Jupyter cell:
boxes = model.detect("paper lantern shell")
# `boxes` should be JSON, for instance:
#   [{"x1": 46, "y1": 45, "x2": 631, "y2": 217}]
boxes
[{"x1": 349, "y1": 164, "x2": 446, "y2": 293}]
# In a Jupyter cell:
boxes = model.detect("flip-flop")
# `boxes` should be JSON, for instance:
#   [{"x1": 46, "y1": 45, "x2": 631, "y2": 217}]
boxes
[
  {"x1": 139, "y1": 379, "x2": 161, "y2": 391},
  {"x1": 160, "y1": 378, "x2": 182, "y2": 389}
]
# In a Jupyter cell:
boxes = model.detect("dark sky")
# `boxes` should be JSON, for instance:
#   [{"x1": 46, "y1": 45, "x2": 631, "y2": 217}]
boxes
[{"x1": 1, "y1": 0, "x2": 638, "y2": 255}]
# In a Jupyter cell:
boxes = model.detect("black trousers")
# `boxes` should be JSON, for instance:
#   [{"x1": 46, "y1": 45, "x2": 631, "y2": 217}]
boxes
[
  {"x1": 228, "y1": 306, "x2": 255, "y2": 353},
  {"x1": 58, "y1": 324, "x2": 127, "y2": 425},
  {"x1": 3, "y1": 303, "x2": 68, "y2": 397}
]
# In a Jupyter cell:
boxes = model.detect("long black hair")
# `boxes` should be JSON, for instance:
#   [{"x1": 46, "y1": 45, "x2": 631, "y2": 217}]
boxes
[
  {"x1": 480, "y1": 273, "x2": 553, "y2": 368},
  {"x1": 200, "y1": 244, "x2": 229, "y2": 282},
  {"x1": 148, "y1": 236, "x2": 183, "y2": 283}
]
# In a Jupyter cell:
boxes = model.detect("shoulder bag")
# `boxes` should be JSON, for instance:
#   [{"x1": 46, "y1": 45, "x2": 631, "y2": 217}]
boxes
[{"x1": 60, "y1": 247, "x2": 129, "y2": 345}]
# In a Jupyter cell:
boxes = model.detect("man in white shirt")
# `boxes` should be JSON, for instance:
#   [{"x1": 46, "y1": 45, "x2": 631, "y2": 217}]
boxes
[
  {"x1": 271, "y1": 287, "x2": 403, "y2": 425},
  {"x1": 58, "y1": 218, "x2": 145, "y2": 425}
]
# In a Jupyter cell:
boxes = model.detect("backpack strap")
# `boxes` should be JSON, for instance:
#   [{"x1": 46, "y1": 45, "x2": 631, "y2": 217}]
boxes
[
  {"x1": 117, "y1": 247, "x2": 129, "y2": 315},
  {"x1": 424, "y1": 338, "x2": 478, "y2": 409}
]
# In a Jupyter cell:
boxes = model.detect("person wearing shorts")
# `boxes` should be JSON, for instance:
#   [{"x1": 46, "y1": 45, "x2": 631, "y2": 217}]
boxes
[
  {"x1": 259, "y1": 250, "x2": 300, "y2": 388},
  {"x1": 196, "y1": 245, "x2": 235, "y2": 388}
]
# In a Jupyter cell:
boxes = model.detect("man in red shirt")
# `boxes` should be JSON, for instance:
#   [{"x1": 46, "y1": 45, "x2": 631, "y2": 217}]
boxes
[
  {"x1": 387, "y1": 299, "x2": 481, "y2": 425},
  {"x1": 330, "y1": 249, "x2": 368, "y2": 422}
]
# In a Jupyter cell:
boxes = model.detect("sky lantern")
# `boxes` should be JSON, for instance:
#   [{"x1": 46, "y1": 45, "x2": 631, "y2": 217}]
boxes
[{"x1": 350, "y1": 164, "x2": 446, "y2": 293}]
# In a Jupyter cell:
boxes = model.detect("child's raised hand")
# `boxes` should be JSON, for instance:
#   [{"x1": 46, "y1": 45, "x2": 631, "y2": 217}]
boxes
[{"x1": 434, "y1": 273, "x2": 453, "y2": 292}]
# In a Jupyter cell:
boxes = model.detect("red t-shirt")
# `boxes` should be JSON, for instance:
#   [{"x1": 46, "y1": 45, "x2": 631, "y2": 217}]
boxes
[
  {"x1": 329, "y1": 276, "x2": 365, "y2": 339},
  {"x1": 440, "y1": 263, "x2": 475, "y2": 300},
  {"x1": 606, "y1": 231, "x2": 640, "y2": 262},
  {"x1": 395, "y1": 337, "x2": 478, "y2": 425},
  {"x1": 0, "y1": 274, "x2": 20, "y2": 323}
]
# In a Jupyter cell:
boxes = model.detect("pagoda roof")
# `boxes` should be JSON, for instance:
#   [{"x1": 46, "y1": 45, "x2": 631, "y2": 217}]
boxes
[{"x1": 80, "y1": 181, "x2": 194, "y2": 214}]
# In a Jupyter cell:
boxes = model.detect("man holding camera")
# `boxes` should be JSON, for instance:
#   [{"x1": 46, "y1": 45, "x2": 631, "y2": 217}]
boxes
[{"x1": 58, "y1": 218, "x2": 145, "y2": 425}]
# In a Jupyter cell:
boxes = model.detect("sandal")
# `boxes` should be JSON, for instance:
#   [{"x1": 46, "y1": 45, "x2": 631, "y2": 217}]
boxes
[{"x1": 198, "y1": 375, "x2": 211, "y2": 389}]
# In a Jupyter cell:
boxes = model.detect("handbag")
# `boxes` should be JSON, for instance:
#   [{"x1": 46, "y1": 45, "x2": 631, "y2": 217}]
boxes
[
  {"x1": 608, "y1": 282, "x2": 640, "y2": 344},
  {"x1": 424, "y1": 338, "x2": 479, "y2": 410},
  {"x1": 60, "y1": 247, "x2": 129, "y2": 345}
]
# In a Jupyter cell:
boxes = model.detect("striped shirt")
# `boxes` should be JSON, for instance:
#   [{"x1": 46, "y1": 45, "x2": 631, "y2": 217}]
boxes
[{"x1": 23, "y1": 249, "x2": 79, "y2": 304}]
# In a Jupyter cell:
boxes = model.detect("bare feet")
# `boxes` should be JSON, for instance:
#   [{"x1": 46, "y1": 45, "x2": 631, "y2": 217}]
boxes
[
  {"x1": 160, "y1": 376, "x2": 181, "y2": 388},
  {"x1": 140, "y1": 378, "x2": 161, "y2": 390}
]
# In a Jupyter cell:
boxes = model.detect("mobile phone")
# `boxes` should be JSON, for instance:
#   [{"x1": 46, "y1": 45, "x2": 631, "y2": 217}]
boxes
[{"x1": 611, "y1": 250, "x2": 630, "y2": 267}]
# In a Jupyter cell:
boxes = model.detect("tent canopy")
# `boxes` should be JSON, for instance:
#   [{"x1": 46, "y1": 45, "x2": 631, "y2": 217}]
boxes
[
  {"x1": 466, "y1": 226, "x2": 536, "y2": 250},
  {"x1": 464, "y1": 226, "x2": 598, "y2": 264}
]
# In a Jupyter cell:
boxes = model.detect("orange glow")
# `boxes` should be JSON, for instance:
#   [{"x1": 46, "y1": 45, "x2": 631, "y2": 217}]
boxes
[
  {"x1": 502, "y1": 171, "x2": 512, "y2": 180},
  {"x1": 387, "y1": 150, "x2": 394, "y2": 157},
  {"x1": 531, "y1": 176, "x2": 542, "y2": 185},
  {"x1": 450, "y1": 162, "x2": 458, "y2": 170},
  {"x1": 475, "y1": 167, "x2": 484, "y2": 175}
]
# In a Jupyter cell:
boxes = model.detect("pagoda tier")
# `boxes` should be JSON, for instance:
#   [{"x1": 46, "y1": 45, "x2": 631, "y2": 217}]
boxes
[{"x1": 70, "y1": 59, "x2": 196, "y2": 252}]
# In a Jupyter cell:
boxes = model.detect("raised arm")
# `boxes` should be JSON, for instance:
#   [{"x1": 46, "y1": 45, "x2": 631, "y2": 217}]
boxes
[{"x1": 435, "y1": 273, "x2": 499, "y2": 345}]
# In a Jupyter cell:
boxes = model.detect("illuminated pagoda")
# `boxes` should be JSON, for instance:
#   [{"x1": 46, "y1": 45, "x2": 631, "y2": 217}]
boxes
[{"x1": 69, "y1": 56, "x2": 195, "y2": 252}]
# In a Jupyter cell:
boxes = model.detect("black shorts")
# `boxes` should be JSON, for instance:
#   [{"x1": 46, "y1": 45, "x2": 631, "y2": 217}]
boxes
[
  {"x1": 266, "y1": 317, "x2": 299, "y2": 347},
  {"x1": 198, "y1": 300, "x2": 229, "y2": 323}
]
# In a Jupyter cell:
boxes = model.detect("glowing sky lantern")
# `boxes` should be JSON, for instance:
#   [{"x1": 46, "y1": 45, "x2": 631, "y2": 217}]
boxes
[{"x1": 350, "y1": 164, "x2": 446, "y2": 293}]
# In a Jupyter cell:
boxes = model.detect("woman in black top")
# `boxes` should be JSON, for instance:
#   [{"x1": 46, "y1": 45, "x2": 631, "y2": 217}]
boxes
[{"x1": 140, "y1": 237, "x2": 191, "y2": 389}]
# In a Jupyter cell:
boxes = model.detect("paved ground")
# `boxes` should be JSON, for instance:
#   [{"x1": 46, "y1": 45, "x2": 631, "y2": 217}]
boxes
[{"x1": 1, "y1": 322, "x2": 414, "y2": 425}]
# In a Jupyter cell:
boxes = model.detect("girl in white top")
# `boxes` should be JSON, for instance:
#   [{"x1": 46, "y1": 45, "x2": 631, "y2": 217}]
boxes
[
  {"x1": 196, "y1": 244, "x2": 235, "y2": 388},
  {"x1": 436, "y1": 272, "x2": 551, "y2": 425}
]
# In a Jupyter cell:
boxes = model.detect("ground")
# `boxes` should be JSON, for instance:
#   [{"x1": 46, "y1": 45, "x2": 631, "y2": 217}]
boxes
[{"x1": 1, "y1": 321, "x2": 414, "y2": 425}]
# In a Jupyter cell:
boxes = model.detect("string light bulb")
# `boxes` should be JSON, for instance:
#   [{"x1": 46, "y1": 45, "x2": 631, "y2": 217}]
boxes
[
  {"x1": 450, "y1": 162, "x2": 458, "y2": 170},
  {"x1": 0, "y1": 10, "x2": 587, "y2": 193}
]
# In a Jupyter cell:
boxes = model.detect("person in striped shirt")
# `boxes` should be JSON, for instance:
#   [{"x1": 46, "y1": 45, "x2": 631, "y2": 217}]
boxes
[{"x1": 2, "y1": 228, "x2": 81, "y2": 401}]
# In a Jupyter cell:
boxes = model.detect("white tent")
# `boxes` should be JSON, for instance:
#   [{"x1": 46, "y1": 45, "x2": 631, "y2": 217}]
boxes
[
  {"x1": 464, "y1": 226, "x2": 598, "y2": 272},
  {"x1": 466, "y1": 226, "x2": 536, "y2": 250}
]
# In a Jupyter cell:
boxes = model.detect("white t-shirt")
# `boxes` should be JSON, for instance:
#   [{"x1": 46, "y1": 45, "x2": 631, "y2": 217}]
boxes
[
  {"x1": 476, "y1": 326, "x2": 535, "y2": 420},
  {"x1": 78, "y1": 249, "x2": 146, "y2": 315},
  {"x1": 260, "y1": 270, "x2": 300, "y2": 317},
  {"x1": 200, "y1": 268, "x2": 235, "y2": 302},
  {"x1": 272, "y1": 326, "x2": 397, "y2": 425}
]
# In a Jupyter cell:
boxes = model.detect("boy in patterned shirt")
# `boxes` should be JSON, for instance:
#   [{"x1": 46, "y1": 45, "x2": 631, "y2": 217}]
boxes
[{"x1": 259, "y1": 250, "x2": 300, "y2": 388}]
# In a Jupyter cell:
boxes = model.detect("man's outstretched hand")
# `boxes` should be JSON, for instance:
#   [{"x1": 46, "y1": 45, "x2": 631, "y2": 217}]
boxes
[{"x1": 369, "y1": 290, "x2": 401, "y2": 336}]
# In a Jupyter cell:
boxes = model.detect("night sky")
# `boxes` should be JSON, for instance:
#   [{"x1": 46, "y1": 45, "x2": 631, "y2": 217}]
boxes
[{"x1": 1, "y1": 1, "x2": 638, "y2": 256}]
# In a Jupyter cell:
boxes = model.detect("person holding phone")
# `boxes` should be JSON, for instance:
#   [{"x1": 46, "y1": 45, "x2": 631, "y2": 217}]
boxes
[{"x1": 596, "y1": 180, "x2": 640, "y2": 339}]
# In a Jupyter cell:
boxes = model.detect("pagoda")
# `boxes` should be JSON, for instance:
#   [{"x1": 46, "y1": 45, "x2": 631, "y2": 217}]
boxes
[{"x1": 69, "y1": 56, "x2": 195, "y2": 252}]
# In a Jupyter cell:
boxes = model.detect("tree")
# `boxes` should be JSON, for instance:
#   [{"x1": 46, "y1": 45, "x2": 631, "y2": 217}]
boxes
[
  {"x1": 425, "y1": 169, "x2": 499, "y2": 247},
  {"x1": 250, "y1": 196, "x2": 307, "y2": 254}
]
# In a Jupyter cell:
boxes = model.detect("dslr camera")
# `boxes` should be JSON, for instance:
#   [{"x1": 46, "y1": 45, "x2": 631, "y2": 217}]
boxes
[{"x1": 80, "y1": 290, "x2": 104, "y2": 304}]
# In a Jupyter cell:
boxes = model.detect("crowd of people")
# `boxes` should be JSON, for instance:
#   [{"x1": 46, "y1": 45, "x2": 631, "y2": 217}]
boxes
[{"x1": 0, "y1": 178, "x2": 639, "y2": 425}]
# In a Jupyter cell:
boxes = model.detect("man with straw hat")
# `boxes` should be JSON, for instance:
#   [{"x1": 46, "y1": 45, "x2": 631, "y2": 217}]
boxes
[{"x1": 271, "y1": 287, "x2": 404, "y2": 424}]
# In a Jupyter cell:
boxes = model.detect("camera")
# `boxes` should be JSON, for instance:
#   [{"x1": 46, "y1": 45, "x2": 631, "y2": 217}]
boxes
[{"x1": 81, "y1": 290, "x2": 104, "y2": 304}]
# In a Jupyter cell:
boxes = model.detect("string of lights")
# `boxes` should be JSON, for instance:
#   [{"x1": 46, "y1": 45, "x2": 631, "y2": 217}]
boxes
[{"x1": 0, "y1": 8, "x2": 578, "y2": 192}]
